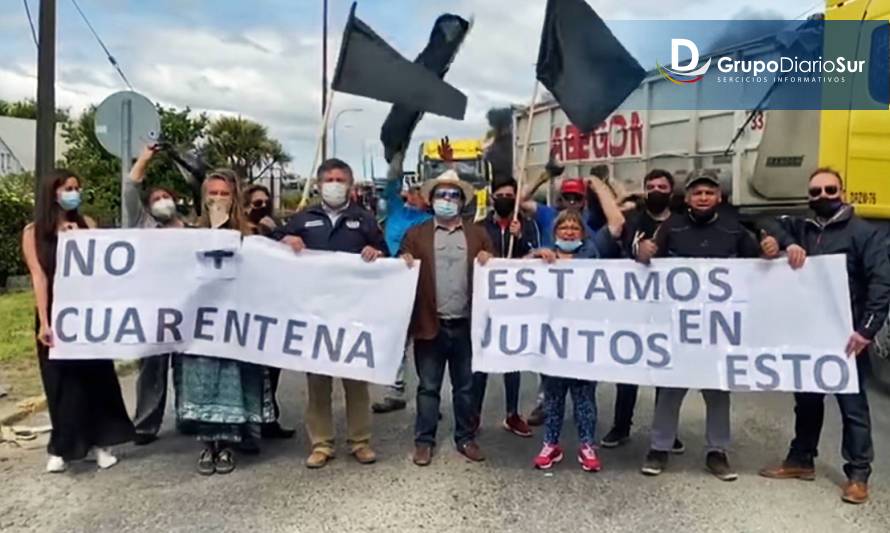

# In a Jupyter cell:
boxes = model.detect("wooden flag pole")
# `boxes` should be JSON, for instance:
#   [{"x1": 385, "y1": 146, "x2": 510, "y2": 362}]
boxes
[
  {"x1": 299, "y1": 88, "x2": 336, "y2": 209},
  {"x1": 507, "y1": 80, "x2": 540, "y2": 257}
]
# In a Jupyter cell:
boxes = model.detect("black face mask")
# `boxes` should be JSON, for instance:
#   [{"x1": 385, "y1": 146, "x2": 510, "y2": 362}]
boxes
[
  {"x1": 645, "y1": 191, "x2": 671, "y2": 213},
  {"x1": 248, "y1": 206, "x2": 272, "y2": 223},
  {"x1": 689, "y1": 206, "x2": 718, "y2": 224},
  {"x1": 493, "y1": 197, "x2": 516, "y2": 218},
  {"x1": 809, "y1": 198, "x2": 844, "y2": 219}
]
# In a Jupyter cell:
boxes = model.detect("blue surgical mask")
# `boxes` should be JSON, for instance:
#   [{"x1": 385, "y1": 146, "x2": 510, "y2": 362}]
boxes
[
  {"x1": 58, "y1": 190, "x2": 82, "y2": 211},
  {"x1": 555, "y1": 239, "x2": 583, "y2": 253},
  {"x1": 433, "y1": 199, "x2": 459, "y2": 219}
]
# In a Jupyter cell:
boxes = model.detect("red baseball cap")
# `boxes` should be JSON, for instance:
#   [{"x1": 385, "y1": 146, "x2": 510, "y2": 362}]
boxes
[{"x1": 560, "y1": 179, "x2": 586, "y2": 196}]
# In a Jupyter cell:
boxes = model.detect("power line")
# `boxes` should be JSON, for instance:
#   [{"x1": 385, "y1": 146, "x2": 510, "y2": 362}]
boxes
[
  {"x1": 68, "y1": 0, "x2": 134, "y2": 91},
  {"x1": 23, "y1": 0, "x2": 38, "y2": 47}
]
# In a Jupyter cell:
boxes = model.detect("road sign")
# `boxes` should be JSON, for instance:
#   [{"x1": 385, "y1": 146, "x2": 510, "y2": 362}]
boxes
[{"x1": 94, "y1": 91, "x2": 161, "y2": 227}]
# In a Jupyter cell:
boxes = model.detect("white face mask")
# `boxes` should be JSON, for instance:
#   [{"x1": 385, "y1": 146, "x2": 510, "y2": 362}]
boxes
[
  {"x1": 206, "y1": 196, "x2": 232, "y2": 228},
  {"x1": 321, "y1": 182, "x2": 349, "y2": 208},
  {"x1": 150, "y1": 198, "x2": 177, "y2": 221}
]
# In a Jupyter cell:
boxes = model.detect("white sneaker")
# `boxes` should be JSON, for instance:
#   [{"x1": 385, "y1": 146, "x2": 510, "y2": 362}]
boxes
[
  {"x1": 46, "y1": 455, "x2": 67, "y2": 473},
  {"x1": 95, "y1": 448, "x2": 119, "y2": 470}
]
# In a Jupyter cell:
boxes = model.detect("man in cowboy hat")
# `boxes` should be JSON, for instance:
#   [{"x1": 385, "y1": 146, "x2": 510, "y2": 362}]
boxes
[{"x1": 399, "y1": 169, "x2": 495, "y2": 466}]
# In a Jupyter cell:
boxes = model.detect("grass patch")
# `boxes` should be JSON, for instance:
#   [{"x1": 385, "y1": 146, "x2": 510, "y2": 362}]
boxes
[{"x1": 0, "y1": 290, "x2": 40, "y2": 401}]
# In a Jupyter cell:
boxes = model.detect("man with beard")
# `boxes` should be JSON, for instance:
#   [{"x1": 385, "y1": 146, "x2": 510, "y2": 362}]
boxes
[
  {"x1": 600, "y1": 169, "x2": 684, "y2": 454},
  {"x1": 758, "y1": 168, "x2": 890, "y2": 505}
]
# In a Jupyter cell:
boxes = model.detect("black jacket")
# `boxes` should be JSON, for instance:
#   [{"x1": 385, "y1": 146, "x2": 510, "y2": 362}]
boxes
[
  {"x1": 273, "y1": 202, "x2": 388, "y2": 255},
  {"x1": 479, "y1": 212, "x2": 541, "y2": 258},
  {"x1": 767, "y1": 205, "x2": 890, "y2": 339},
  {"x1": 655, "y1": 209, "x2": 761, "y2": 259}
]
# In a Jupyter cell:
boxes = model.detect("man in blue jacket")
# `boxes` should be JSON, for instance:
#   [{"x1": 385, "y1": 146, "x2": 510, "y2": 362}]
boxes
[
  {"x1": 274, "y1": 158, "x2": 387, "y2": 469},
  {"x1": 371, "y1": 151, "x2": 433, "y2": 414}
]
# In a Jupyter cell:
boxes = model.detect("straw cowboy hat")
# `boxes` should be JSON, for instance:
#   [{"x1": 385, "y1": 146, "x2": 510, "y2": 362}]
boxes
[{"x1": 420, "y1": 169, "x2": 477, "y2": 202}]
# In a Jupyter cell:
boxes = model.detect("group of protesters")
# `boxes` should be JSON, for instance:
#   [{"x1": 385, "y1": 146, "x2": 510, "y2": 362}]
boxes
[{"x1": 20, "y1": 138, "x2": 890, "y2": 505}]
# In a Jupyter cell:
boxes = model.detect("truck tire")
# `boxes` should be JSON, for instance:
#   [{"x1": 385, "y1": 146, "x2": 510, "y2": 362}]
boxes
[{"x1": 869, "y1": 320, "x2": 890, "y2": 392}]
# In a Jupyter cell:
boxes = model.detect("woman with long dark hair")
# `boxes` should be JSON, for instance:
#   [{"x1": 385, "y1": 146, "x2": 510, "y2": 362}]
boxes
[
  {"x1": 174, "y1": 169, "x2": 274, "y2": 475},
  {"x1": 21, "y1": 169, "x2": 134, "y2": 473}
]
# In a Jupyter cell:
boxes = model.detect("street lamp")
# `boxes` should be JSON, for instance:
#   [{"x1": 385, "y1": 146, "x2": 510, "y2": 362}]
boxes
[{"x1": 332, "y1": 108, "x2": 363, "y2": 157}]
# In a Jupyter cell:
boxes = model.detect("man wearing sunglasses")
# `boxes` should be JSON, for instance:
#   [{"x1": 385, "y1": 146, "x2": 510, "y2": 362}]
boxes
[
  {"x1": 399, "y1": 170, "x2": 494, "y2": 466},
  {"x1": 759, "y1": 168, "x2": 890, "y2": 505}
]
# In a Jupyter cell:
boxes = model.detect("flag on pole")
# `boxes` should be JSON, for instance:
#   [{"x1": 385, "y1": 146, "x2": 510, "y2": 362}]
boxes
[
  {"x1": 379, "y1": 14, "x2": 471, "y2": 163},
  {"x1": 332, "y1": 3, "x2": 468, "y2": 121},
  {"x1": 536, "y1": 0, "x2": 645, "y2": 132}
]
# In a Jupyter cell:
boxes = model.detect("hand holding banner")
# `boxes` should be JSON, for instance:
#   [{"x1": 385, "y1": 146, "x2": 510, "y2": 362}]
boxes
[
  {"x1": 472, "y1": 257, "x2": 857, "y2": 393},
  {"x1": 50, "y1": 229, "x2": 418, "y2": 386}
]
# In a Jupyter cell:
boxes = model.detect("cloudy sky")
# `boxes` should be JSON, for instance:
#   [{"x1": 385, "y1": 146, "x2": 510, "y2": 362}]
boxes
[{"x1": 1, "y1": 0, "x2": 822, "y2": 180}]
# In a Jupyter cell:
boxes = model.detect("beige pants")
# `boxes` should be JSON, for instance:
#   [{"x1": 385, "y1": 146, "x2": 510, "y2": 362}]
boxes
[{"x1": 305, "y1": 373, "x2": 371, "y2": 456}]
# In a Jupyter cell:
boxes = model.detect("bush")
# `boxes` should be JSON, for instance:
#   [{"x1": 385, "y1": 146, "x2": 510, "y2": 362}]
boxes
[{"x1": 0, "y1": 173, "x2": 35, "y2": 286}]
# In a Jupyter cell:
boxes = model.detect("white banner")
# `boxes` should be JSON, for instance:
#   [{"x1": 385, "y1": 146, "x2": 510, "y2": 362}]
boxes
[
  {"x1": 49, "y1": 229, "x2": 418, "y2": 385},
  {"x1": 472, "y1": 256, "x2": 858, "y2": 393}
]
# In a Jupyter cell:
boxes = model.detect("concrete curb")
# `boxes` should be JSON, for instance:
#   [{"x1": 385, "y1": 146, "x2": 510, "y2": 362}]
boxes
[{"x1": 0, "y1": 361, "x2": 139, "y2": 427}]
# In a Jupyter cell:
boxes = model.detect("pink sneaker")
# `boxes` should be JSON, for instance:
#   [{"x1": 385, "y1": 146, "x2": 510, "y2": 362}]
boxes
[
  {"x1": 534, "y1": 443, "x2": 564, "y2": 470},
  {"x1": 578, "y1": 444, "x2": 602, "y2": 472}
]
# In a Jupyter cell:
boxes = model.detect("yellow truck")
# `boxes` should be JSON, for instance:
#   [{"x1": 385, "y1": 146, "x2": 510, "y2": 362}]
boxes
[
  {"x1": 418, "y1": 138, "x2": 490, "y2": 187},
  {"x1": 515, "y1": 1, "x2": 890, "y2": 383}
]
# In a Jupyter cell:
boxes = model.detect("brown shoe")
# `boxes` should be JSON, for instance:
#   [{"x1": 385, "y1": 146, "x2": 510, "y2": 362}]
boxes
[
  {"x1": 353, "y1": 446, "x2": 377, "y2": 465},
  {"x1": 758, "y1": 462, "x2": 815, "y2": 481},
  {"x1": 457, "y1": 441, "x2": 485, "y2": 462},
  {"x1": 413, "y1": 444, "x2": 433, "y2": 467},
  {"x1": 305, "y1": 450, "x2": 332, "y2": 469},
  {"x1": 842, "y1": 481, "x2": 869, "y2": 504}
]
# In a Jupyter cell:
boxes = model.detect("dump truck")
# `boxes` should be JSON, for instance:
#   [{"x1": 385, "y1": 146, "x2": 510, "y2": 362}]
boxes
[{"x1": 514, "y1": 0, "x2": 890, "y2": 385}]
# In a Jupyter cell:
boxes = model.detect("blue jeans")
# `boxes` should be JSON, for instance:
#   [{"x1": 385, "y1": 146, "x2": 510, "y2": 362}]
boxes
[
  {"x1": 788, "y1": 355, "x2": 873, "y2": 482},
  {"x1": 543, "y1": 376, "x2": 597, "y2": 446},
  {"x1": 413, "y1": 320, "x2": 475, "y2": 447},
  {"x1": 471, "y1": 371, "x2": 521, "y2": 416}
]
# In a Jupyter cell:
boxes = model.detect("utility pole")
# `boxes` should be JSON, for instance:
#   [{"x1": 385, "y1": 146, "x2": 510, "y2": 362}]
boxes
[
  {"x1": 35, "y1": 0, "x2": 57, "y2": 197},
  {"x1": 321, "y1": 0, "x2": 329, "y2": 160}
]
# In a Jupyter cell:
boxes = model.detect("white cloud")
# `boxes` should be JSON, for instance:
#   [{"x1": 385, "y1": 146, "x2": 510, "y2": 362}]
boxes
[{"x1": 0, "y1": 0, "x2": 821, "y2": 178}]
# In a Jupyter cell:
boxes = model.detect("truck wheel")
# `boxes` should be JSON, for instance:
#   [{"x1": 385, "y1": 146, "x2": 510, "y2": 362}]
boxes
[{"x1": 868, "y1": 320, "x2": 890, "y2": 392}]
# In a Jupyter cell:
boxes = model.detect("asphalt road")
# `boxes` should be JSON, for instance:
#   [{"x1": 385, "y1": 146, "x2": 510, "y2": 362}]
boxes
[{"x1": 1, "y1": 369, "x2": 889, "y2": 533}]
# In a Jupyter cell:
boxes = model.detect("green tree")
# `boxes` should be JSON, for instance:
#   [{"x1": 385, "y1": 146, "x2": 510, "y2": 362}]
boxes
[
  {"x1": 204, "y1": 116, "x2": 291, "y2": 182},
  {"x1": 0, "y1": 172, "x2": 35, "y2": 284},
  {"x1": 0, "y1": 98, "x2": 70, "y2": 122},
  {"x1": 60, "y1": 105, "x2": 209, "y2": 226}
]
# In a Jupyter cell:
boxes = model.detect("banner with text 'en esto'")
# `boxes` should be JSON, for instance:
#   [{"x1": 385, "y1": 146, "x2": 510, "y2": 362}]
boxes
[{"x1": 472, "y1": 257, "x2": 856, "y2": 393}]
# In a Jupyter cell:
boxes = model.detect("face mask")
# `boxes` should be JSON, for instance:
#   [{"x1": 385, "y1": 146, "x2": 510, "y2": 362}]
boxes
[
  {"x1": 206, "y1": 196, "x2": 232, "y2": 228},
  {"x1": 493, "y1": 197, "x2": 516, "y2": 218},
  {"x1": 58, "y1": 190, "x2": 81, "y2": 211},
  {"x1": 248, "y1": 205, "x2": 271, "y2": 223},
  {"x1": 321, "y1": 182, "x2": 349, "y2": 208},
  {"x1": 689, "y1": 207, "x2": 717, "y2": 224},
  {"x1": 150, "y1": 198, "x2": 177, "y2": 221},
  {"x1": 645, "y1": 191, "x2": 671, "y2": 213},
  {"x1": 433, "y1": 199, "x2": 460, "y2": 219},
  {"x1": 809, "y1": 198, "x2": 844, "y2": 219},
  {"x1": 555, "y1": 239, "x2": 584, "y2": 253}
]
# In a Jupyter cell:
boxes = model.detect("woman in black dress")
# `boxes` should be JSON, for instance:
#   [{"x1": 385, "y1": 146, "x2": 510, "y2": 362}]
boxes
[{"x1": 21, "y1": 169, "x2": 134, "y2": 473}]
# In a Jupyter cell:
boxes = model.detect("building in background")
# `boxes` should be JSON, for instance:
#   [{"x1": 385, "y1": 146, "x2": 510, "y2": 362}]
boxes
[{"x1": 0, "y1": 116, "x2": 67, "y2": 176}]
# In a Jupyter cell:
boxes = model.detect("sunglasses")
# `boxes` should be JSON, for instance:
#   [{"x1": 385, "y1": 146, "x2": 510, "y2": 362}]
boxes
[
  {"x1": 808, "y1": 185, "x2": 840, "y2": 197},
  {"x1": 251, "y1": 200, "x2": 268, "y2": 208},
  {"x1": 434, "y1": 190, "x2": 463, "y2": 201}
]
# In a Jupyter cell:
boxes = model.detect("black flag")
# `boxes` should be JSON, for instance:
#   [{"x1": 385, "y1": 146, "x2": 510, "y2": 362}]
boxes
[
  {"x1": 379, "y1": 14, "x2": 471, "y2": 163},
  {"x1": 332, "y1": 3, "x2": 468, "y2": 121},
  {"x1": 536, "y1": 0, "x2": 645, "y2": 132}
]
